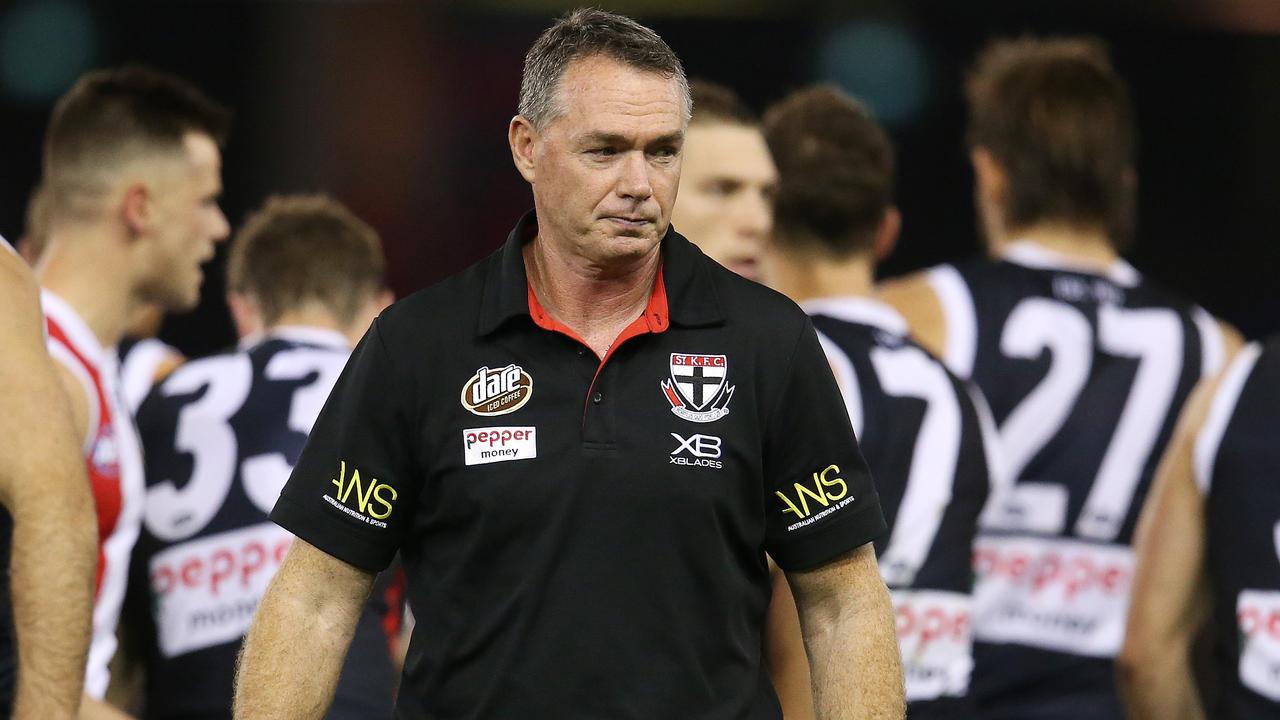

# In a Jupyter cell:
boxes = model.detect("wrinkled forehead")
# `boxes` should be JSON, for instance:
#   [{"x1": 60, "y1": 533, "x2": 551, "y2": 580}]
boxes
[{"x1": 551, "y1": 55, "x2": 687, "y2": 141}]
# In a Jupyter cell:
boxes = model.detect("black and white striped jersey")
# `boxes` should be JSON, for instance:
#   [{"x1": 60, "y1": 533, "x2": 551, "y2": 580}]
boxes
[
  {"x1": 925, "y1": 241, "x2": 1227, "y2": 715},
  {"x1": 806, "y1": 296, "x2": 994, "y2": 716},
  {"x1": 1194, "y1": 337, "x2": 1280, "y2": 719},
  {"x1": 129, "y1": 327, "x2": 397, "y2": 719}
]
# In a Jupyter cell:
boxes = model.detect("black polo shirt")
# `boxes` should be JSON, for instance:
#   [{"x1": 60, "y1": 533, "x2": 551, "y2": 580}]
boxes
[{"x1": 271, "y1": 211, "x2": 886, "y2": 719}]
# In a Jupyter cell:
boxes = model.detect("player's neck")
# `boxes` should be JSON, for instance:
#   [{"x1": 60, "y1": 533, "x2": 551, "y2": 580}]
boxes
[
  {"x1": 266, "y1": 308, "x2": 349, "y2": 346},
  {"x1": 996, "y1": 223, "x2": 1119, "y2": 269},
  {"x1": 36, "y1": 229, "x2": 133, "y2": 349},
  {"x1": 524, "y1": 236, "x2": 660, "y2": 357},
  {"x1": 768, "y1": 248, "x2": 876, "y2": 306}
]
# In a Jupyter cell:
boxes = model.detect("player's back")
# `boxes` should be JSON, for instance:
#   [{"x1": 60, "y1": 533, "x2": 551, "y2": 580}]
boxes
[
  {"x1": 805, "y1": 297, "x2": 992, "y2": 718},
  {"x1": 130, "y1": 327, "x2": 396, "y2": 719},
  {"x1": 1195, "y1": 337, "x2": 1280, "y2": 719},
  {"x1": 926, "y1": 242, "x2": 1226, "y2": 717}
]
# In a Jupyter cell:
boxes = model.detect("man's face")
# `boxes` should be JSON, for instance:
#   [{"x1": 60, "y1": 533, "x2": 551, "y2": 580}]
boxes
[
  {"x1": 525, "y1": 55, "x2": 685, "y2": 266},
  {"x1": 672, "y1": 121, "x2": 777, "y2": 280},
  {"x1": 136, "y1": 132, "x2": 229, "y2": 311}
]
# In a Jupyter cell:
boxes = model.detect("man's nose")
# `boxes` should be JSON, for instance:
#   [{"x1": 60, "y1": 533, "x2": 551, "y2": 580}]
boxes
[{"x1": 615, "y1": 151, "x2": 654, "y2": 201}]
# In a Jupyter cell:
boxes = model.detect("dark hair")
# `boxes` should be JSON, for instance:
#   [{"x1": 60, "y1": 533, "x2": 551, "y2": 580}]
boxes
[
  {"x1": 43, "y1": 65, "x2": 230, "y2": 217},
  {"x1": 966, "y1": 37, "x2": 1135, "y2": 242},
  {"x1": 227, "y1": 195, "x2": 385, "y2": 327},
  {"x1": 764, "y1": 86, "x2": 894, "y2": 256},
  {"x1": 519, "y1": 7, "x2": 690, "y2": 128},
  {"x1": 690, "y1": 79, "x2": 757, "y2": 126}
]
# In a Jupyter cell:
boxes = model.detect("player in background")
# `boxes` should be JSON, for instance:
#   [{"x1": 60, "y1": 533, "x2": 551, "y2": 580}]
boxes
[
  {"x1": 671, "y1": 80, "x2": 778, "y2": 282},
  {"x1": 34, "y1": 66, "x2": 231, "y2": 719},
  {"x1": 762, "y1": 85, "x2": 994, "y2": 718},
  {"x1": 671, "y1": 80, "x2": 817, "y2": 720},
  {"x1": 0, "y1": 237, "x2": 99, "y2": 718},
  {"x1": 879, "y1": 37, "x2": 1243, "y2": 719},
  {"x1": 1120, "y1": 337, "x2": 1280, "y2": 719},
  {"x1": 18, "y1": 184, "x2": 184, "y2": 414},
  {"x1": 121, "y1": 195, "x2": 398, "y2": 719}
]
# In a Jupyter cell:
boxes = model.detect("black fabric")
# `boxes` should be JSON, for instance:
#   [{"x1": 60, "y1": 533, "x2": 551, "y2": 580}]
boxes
[
  {"x1": 272, "y1": 211, "x2": 885, "y2": 719},
  {"x1": 131, "y1": 335, "x2": 396, "y2": 719},
  {"x1": 950, "y1": 257, "x2": 1211, "y2": 713},
  {"x1": 1204, "y1": 336, "x2": 1280, "y2": 720},
  {"x1": 810, "y1": 311, "x2": 988, "y2": 716}
]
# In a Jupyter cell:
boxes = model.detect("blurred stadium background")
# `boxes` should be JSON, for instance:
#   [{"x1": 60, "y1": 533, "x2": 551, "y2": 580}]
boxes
[{"x1": 1, "y1": 0, "x2": 1278, "y2": 355}]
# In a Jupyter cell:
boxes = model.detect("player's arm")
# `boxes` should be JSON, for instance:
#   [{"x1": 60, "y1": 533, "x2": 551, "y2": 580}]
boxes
[
  {"x1": 877, "y1": 271, "x2": 946, "y2": 361},
  {"x1": 234, "y1": 539, "x2": 375, "y2": 718},
  {"x1": 0, "y1": 251, "x2": 98, "y2": 719},
  {"x1": 1116, "y1": 373, "x2": 1219, "y2": 720},
  {"x1": 1218, "y1": 319, "x2": 1245, "y2": 364},
  {"x1": 765, "y1": 557, "x2": 816, "y2": 720},
  {"x1": 788, "y1": 544, "x2": 904, "y2": 720}
]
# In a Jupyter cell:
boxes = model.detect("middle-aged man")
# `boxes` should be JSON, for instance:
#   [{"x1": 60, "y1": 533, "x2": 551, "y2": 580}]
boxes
[
  {"x1": 35, "y1": 65, "x2": 231, "y2": 719},
  {"x1": 0, "y1": 237, "x2": 99, "y2": 718},
  {"x1": 236, "y1": 8, "x2": 903, "y2": 719},
  {"x1": 762, "y1": 85, "x2": 996, "y2": 718},
  {"x1": 1119, "y1": 334, "x2": 1280, "y2": 720}
]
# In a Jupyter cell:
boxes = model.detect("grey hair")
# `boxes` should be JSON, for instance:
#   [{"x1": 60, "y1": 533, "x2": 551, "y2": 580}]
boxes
[{"x1": 519, "y1": 7, "x2": 692, "y2": 130}]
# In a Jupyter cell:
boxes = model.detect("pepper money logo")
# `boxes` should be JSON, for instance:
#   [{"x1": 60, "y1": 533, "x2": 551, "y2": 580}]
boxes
[
  {"x1": 323, "y1": 460, "x2": 397, "y2": 529},
  {"x1": 661, "y1": 353, "x2": 734, "y2": 423},
  {"x1": 461, "y1": 363, "x2": 533, "y2": 416}
]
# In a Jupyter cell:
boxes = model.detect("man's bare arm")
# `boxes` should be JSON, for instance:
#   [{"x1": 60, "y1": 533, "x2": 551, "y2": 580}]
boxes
[
  {"x1": 788, "y1": 544, "x2": 903, "y2": 720},
  {"x1": 765, "y1": 557, "x2": 815, "y2": 720},
  {"x1": 0, "y1": 252, "x2": 98, "y2": 719},
  {"x1": 234, "y1": 539, "x2": 374, "y2": 718},
  {"x1": 1117, "y1": 374, "x2": 1218, "y2": 720},
  {"x1": 877, "y1": 273, "x2": 946, "y2": 361}
]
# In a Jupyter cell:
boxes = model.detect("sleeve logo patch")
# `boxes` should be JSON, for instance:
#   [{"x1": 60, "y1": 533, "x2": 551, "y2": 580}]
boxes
[
  {"x1": 323, "y1": 460, "x2": 397, "y2": 528},
  {"x1": 776, "y1": 464, "x2": 855, "y2": 531},
  {"x1": 463, "y1": 426, "x2": 537, "y2": 465},
  {"x1": 462, "y1": 364, "x2": 533, "y2": 416},
  {"x1": 661, "y1": 353, "x2": 734, "y2": 423}
]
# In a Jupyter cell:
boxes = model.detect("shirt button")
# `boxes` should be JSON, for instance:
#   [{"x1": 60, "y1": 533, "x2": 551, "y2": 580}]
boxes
[{"x1": 592, "y1": 391, "x2": 603, "y2": 404}]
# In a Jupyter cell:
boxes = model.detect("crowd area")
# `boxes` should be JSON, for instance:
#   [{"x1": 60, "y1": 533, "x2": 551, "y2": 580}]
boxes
[{"x1": 0, "y1": 6, "x2": 1276, "y2": 720}]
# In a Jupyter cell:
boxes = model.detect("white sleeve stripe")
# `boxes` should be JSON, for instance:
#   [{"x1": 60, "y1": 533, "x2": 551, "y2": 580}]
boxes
[
  {"x1": 1193, "y1": 342, "x2": 1261, "y2": 496},
  {"x1": 1192, "y1": 306, "x2": 1225, "y2": 377},
  {"x1": 47, "y1": 341, "x2": 101, "y2": 452},
  {"x1": 925, "y1": 265, "x2": 978, "y2": 380},
  {"x1": 815, "y1": 329, "x2": 864, "y2": 439}
]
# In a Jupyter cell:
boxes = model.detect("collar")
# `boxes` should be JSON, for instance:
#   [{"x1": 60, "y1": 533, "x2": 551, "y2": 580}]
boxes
[
  {"x1": 238, "y1": 325, "x2": 351, "y2": 352},
  {"x1": 1002, "y1": 240, "x2": 1141, "y2": 288},
  {"x1": 801, "y1": 296, "x2": 910, "y2": 336},
  {"x1": 477, "y1": 210, "x2": 725, "y2": 337},
  {"x1": 41, "y1": 289, "x2": 109, "y2": 360}
]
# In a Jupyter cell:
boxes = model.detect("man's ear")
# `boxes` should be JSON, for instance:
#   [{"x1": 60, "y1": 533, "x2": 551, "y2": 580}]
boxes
[
  {"x1": 509, "y1": 115, "x2": 539, "y2": 183},
  {"x1": 226, "y1": 292, "x2": 263, "y2": 341},
  {"x1": 121, "y1": 182, "x2": 151, "y2": 237},
  {"x1": 970, "y1": 146, "x2": 1007, "y2": 207},
  {"x1": 873, "y1": 207, "x2": 901, "y2": 262}
]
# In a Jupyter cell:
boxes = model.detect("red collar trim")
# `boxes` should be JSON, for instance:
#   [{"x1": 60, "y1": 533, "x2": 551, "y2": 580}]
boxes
[{"x1": 526, "y1": 266, "x2": 669, "y2": 360}]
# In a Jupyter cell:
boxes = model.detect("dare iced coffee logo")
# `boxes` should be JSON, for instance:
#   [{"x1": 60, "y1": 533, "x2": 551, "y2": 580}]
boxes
[{"x1": 462, "y1": 364, "x2": 533, "y2": 416}]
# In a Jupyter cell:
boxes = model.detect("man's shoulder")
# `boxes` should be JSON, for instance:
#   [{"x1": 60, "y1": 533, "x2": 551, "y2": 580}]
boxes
[
  {"x1": 374, "y1": 253, "x2": 496, "y2": 342},
  {"x1": 701, "y1": 259, "x2": 811, "y2": 332}
]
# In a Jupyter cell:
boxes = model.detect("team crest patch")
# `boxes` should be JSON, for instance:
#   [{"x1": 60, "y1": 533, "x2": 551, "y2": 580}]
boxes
[
  {"x1": 461, "y1": 364, "x2": 533, "y2": 416},
  {"x1": 661, "y1": 353, "x2": 735, "y2": 423}
]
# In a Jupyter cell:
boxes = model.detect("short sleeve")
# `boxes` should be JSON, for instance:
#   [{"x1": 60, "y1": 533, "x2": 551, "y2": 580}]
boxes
[
  {"x1": 763, "y1": 318, "x2": 886, "y2": 571},
  {"x1": 271, "y1": 318, "x2": 419, "y2": 572}
]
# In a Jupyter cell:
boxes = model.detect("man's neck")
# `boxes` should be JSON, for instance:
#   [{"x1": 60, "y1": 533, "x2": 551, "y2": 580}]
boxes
[
  {"x1": 994, "y1": 223, "x2": 1118, "y2": 269},
  {"x1": 266, "y1": 308, "x2": 352, "y2": 347},
  {"x1": 523, "y1": 235, "x2": 660, "y2": 358},
  {"x1": 37, "y1": 229, "x2": 134, "y2": 348},
  {"x1": 769, "y1": 247, "x2": 876, "y2": 306}
]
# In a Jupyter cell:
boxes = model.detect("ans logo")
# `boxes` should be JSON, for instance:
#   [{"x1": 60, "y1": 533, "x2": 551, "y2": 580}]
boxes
[
  {"x1": 661, "y1": 353, "x2": 735, "y2": 423},
  {"x1": 776, "y1": 465, "x2": 856, "y2": 531},
  {"x1": 323, "y1": 461, "x2": 397, "y2": 528},
  {"x1": 670, "y1": 433, "x2": 722, "y2": 469},
  {"x1": 462, "y1": 364, "x2": 533, "y2": 416}
]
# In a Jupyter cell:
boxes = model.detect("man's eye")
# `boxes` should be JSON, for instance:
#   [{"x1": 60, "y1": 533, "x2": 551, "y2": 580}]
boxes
[
  {"x1": 588, "y1": 147, "x2": 617, "y2": 157},
  {"x1": 651, "y1": 147, "x2": 677, "y2": 158}
]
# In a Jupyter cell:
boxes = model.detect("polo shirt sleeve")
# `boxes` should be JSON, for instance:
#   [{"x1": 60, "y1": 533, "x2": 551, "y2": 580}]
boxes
[
  {"x1": 271, "y1": 317, "x2": 419, "y2": 573},
  {"x1": 762, "y1": 317, "x2": 886, "y2": 571}
]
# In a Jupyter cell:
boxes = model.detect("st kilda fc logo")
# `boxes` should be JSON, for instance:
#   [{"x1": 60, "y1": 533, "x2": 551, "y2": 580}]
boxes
[
  {"x1": 661, "y1": 353, "x2": 735, "y2": 423},
  {"x1": 461, "y1": 364, "x2": 533, "y2": 416}
]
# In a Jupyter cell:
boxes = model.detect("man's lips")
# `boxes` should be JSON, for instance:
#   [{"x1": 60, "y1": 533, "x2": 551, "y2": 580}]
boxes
[{"x1": 603, "y1": 215, "x2": 653, "y2": 227}]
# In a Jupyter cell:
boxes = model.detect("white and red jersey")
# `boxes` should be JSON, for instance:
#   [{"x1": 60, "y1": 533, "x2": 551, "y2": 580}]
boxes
[{"x1": 40, "y1": 290, "x2": 145, "y2": 699}]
